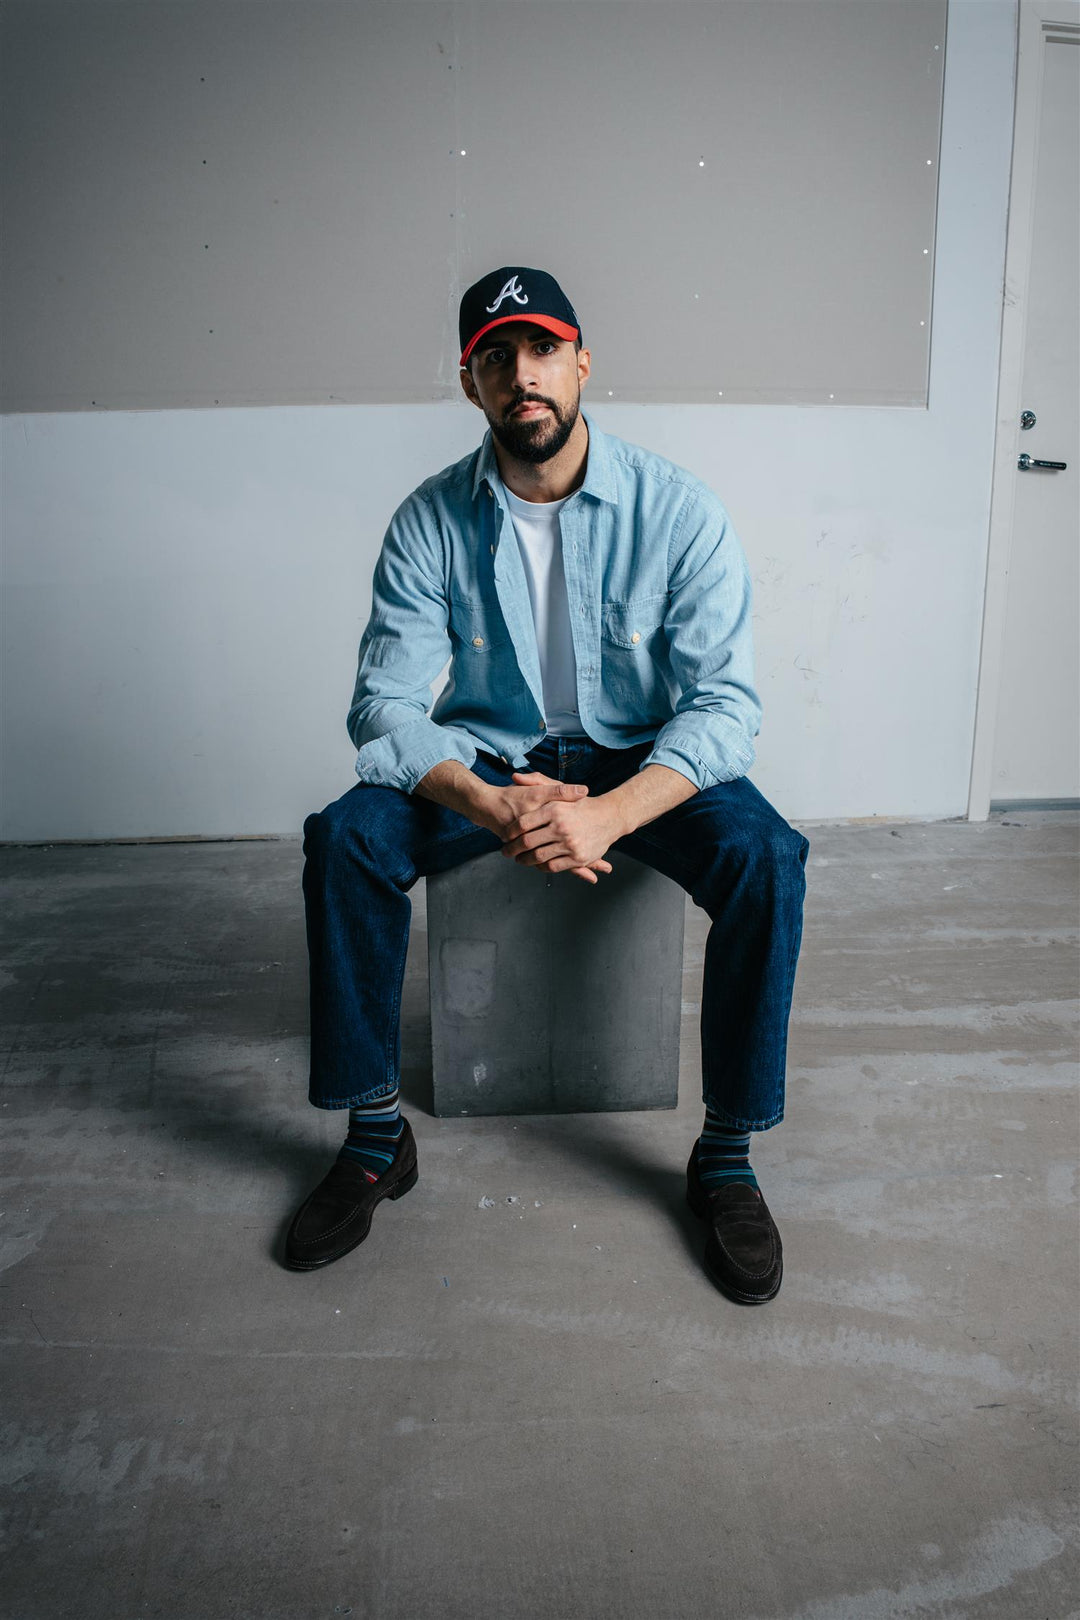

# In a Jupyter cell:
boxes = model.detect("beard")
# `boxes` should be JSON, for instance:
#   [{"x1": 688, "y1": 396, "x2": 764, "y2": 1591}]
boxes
[{"x1": 487, "y1": 390, "x2": 581, "y2": 465}]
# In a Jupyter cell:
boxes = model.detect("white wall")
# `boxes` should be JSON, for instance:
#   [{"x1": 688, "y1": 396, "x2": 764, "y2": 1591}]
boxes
[
  {"x1": 0, "y1": 0, "x2": 947, "y2": 413},
  {"x1": 0, "y1": 0, "x2": 1017, "y2": 840}
]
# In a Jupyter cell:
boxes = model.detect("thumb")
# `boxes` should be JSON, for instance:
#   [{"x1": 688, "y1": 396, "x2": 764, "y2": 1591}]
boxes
[{"x1": 560, "y1": 782, "x2": 589, "y2": 797}]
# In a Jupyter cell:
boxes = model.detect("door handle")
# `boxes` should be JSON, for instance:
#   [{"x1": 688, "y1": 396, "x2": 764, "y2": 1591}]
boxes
[{"x1": 1018, "y1": 453, "x2": 1068, "y2": 470}]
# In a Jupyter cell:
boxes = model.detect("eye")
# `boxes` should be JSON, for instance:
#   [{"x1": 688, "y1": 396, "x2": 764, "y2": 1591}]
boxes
[
  {"x1": 535, "y1": 341, "x2": 557, "y2": 355},
  {"x1": 482, "y1": 347, "x2": 507, "y2": 366}
]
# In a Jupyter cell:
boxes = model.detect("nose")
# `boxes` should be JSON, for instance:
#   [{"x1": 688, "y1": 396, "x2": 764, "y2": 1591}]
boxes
[{"x1": 512, "y1": 347, "x2": 539, "y2": 391}]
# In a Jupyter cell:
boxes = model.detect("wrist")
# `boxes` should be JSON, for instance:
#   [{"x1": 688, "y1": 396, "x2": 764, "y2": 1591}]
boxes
[
  {"x1": 596, "y1": 786, "x2": 636, "y2": 842},
  {"x1": 416, "y1": 761, "x2": 495, "y2": 827},
  {"x1": 465, "y1": 777, "x2": 499, "y2": 821}
]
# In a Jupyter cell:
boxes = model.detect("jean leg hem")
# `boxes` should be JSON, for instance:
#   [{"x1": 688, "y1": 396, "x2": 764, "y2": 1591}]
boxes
[
  {"x1": 700, "y1": 1102, "x2": 785, "y2": 1132},
  {"x1": 308, "y1": 1082, "x2": 400, "y2": 1111}
]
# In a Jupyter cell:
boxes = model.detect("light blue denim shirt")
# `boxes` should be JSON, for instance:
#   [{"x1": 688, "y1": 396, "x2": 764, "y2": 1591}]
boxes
[{"x1": 348, "y1": 416, "x2": 761, "y2": 794}]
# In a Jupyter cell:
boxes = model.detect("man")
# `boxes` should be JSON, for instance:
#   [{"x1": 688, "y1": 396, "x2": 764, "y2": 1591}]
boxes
[{"x1": 286, "y1": 265, "x2": 809, "y2": 1304}]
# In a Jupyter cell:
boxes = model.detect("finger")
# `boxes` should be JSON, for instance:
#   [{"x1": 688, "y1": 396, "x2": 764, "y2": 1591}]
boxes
[
  {"x1": 511, "y1": 772, "x2": 558, "y2": 800},
  {"x1": 502, "y1": 815, "x2": 542, "y2": 843},
  {"x1": 540, "y1": 854, "x2": 597, "y2": 874},
  {"x1": 510, "y1": 771, "x2": 588, "y2": 799},
  {"x1": 509, "y1": 806, "x2": 561, "y2": 836},
  {"x1": 515, "y1": 841, "x2": 566, "y2": 867},
  {"x1": 506, "y1": 827, "x2": 559, "y2": 856},
  {"x1": 589, "y1": 860, "x2": 613, "y2": 874},
  {"x1": 528, "y1": 852, "x2": 601, "y2": 882}
]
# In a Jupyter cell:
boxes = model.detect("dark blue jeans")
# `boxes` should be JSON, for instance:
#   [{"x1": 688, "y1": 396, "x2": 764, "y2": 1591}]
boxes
[{"x1": 302, "y1": 738, "x2": 809, "y2": 1131}]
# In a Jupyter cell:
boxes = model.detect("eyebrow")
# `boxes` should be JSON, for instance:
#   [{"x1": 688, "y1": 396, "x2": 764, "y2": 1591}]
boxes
[{"x1": 476, "y1": 329, "x2": 561, "y2": 355}]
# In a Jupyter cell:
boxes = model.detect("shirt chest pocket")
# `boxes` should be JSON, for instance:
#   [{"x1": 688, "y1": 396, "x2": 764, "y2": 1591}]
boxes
[
  {"x1": 600, "y1": 594, "x2": 669, "y2": 655},
  {"x1": 448, "y1": 596, "x2": 512, "y2": 655}
]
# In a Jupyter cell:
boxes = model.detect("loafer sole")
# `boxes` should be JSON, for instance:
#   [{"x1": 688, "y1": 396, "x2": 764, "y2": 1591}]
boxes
[{"x1": 285, "y1": 1160, "x2": 418, "y2": 1271}]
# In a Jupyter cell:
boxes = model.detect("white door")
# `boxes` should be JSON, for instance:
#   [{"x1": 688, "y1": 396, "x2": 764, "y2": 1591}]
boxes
[
  {"x1": 971, "y1": 2, "x2": 1080, "y2": 813},
  {"x1": 993, "y1": 8, "x2": 1080, "y2": 800}
]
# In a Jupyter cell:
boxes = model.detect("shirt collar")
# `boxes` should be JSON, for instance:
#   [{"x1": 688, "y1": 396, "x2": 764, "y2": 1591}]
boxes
[{"x1": 471, "y1": 412, "x2": 618, "y2": 506}]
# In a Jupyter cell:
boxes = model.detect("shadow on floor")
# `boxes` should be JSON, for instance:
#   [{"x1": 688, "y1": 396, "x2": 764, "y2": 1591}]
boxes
[{"x1": 481, "y1": 1109, "x2": 703, "y2": 1269}]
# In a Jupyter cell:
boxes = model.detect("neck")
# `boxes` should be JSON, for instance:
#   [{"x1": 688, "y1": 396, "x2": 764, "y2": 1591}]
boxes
[{"x1": 493, "y1": 414, "x2": 589, "y2": 503}]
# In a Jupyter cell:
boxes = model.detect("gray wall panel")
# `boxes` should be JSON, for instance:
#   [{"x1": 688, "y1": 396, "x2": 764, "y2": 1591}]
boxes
[{"x1": 1, "y1": 0, "x2": 946, "y2": 411}]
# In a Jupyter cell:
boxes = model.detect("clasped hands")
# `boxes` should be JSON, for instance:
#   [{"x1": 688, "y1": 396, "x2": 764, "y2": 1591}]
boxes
[{"x1": 484, "y1": 770, "x2": 625, "y2": 885}]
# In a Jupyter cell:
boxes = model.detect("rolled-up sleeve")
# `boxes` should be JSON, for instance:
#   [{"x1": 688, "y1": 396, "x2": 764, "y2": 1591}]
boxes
[
  {"x1": 348, "y1": 493, "x2": 479, "y2": 793},
  {"x1": 640, "y1": 494, "x2": 762, "y2": 790}
]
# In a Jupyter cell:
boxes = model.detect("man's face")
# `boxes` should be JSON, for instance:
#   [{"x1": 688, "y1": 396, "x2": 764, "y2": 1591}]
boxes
[{"x1": 460, "y1": 322, "x2": 591, "y2": 464}]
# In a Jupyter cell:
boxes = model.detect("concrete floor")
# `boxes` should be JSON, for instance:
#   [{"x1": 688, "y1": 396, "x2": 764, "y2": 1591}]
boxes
[{"x1": 1, "y1": 811, "x2": 1077, "y2": 1620}]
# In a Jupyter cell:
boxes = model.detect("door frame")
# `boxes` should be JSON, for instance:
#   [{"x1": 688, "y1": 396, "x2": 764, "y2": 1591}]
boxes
[{"x1": 968, "y1": 0, "x2": 1080, "y2": 820}]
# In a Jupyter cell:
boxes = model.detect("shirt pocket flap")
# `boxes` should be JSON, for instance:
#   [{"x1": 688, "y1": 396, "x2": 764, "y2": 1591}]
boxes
[
  {"x1": 600, "y1": 595, "x2": 668, "y2": 650},
  {"x1": 448, "y1": 596, "x2": 511, "y2": 653}
]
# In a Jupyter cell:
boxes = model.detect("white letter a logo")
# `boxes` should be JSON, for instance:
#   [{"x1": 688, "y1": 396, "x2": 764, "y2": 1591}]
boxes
[{"x1": 485, "y1": 275, "x2": 529, "y2": 314}]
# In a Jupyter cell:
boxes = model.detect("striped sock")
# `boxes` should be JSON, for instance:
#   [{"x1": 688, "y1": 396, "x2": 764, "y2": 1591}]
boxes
[
  {"x1": 695, "y1": 1108, "x2": 759, "y2": 1192},
  {"x1": 338, "y1": 1090, "x2": 404, "y2": 1183}
]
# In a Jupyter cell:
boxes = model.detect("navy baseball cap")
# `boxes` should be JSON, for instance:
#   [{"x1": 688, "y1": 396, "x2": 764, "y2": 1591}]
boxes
[{"x1": 459, "y1": 266, "x2": 582, "y2": 368}]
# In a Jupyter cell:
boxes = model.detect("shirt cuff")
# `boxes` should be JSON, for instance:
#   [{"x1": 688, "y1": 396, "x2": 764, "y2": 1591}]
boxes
[
  {"x1": 640, "y1": 718, "x2": 755, "y2": 790},
  {"x1": 353, "y1": 718, "x2": 479, "y2": 794}
]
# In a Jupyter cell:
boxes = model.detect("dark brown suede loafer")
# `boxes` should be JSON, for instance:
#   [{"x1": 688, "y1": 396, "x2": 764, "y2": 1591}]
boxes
[
  {"x1": 686, "y1": 1148, "x2": 783, "y2": 1304},
  {"x1": 284, "y1": 1118, "x2": 418, "y2": 1271}
]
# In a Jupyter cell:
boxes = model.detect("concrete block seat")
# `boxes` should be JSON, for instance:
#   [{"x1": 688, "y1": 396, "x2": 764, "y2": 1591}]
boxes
[{"x1": 426, "y1": 850, "x2": 685, "y2": 1116}]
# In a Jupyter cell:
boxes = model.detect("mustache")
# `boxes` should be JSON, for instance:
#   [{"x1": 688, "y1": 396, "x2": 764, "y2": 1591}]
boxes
[{"x1": 506, "y1": 394, "x2": 558, "y2": 419}]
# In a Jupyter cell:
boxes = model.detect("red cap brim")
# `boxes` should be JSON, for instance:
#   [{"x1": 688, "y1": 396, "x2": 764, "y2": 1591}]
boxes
[{"x1": 460, "y1": 314, "x2": 579, "y2": 368}]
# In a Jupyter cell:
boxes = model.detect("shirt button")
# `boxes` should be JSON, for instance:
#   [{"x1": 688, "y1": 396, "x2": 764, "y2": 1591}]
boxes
[
  {"x1": 490, "y1": 544, "x2": 495, "y2": 555},
  {"x1": 472, "y1": 636, "x2": 484, "y2": 648},
  {"x1": 499, "y1": 755, "x2": 508, "y2": 764},
  {"x1": 631, "y1": 631, "x2": 641, "y2": 644}
]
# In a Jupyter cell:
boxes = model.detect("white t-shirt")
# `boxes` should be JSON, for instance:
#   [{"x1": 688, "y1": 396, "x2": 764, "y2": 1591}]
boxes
[{"x1": 502, "y1": 484, "x2": 581, "y2": 736}]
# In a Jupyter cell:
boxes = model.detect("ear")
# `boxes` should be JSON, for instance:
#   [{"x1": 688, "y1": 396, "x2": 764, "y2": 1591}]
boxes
[
  {"x1": 576, "y1": 346, "x2": 591, "y2": 392},
  {"x1": 459, "y1": 364, "x2": 482, "y2": 409}
]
